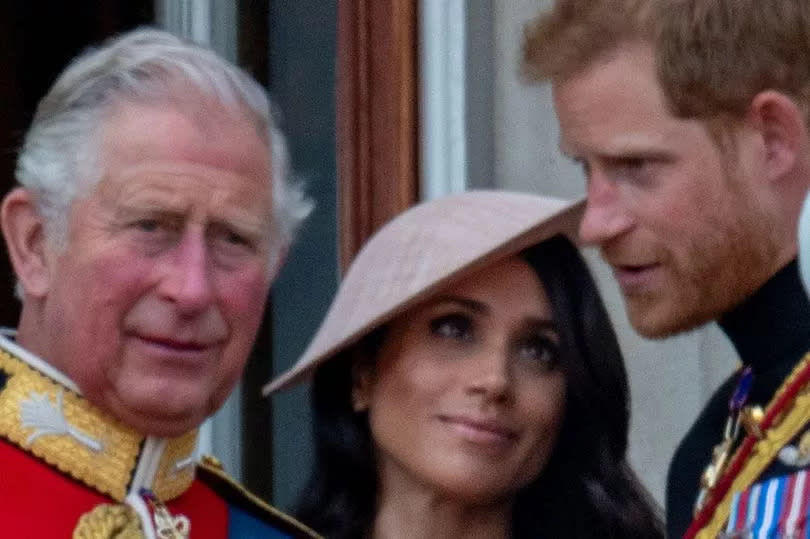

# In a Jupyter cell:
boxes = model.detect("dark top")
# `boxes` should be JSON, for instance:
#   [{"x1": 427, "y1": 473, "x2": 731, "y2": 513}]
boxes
[{"x1": 665, "y1": 259, "x2": 810, "y2": 538}]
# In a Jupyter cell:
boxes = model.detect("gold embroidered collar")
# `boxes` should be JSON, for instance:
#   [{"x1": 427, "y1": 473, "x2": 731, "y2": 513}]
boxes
[{"x1": 0, "y1": 332, "x2": 198, "y2": 502}]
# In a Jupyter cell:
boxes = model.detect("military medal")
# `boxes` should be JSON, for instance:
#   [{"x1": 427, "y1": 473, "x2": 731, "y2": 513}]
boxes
[
  {"x1": 141, "y1": 489, "x2": 190, "y2": 539},
  {"x1": 694, "y1": 367, "x2": 754, "y2": 514},
  {"x1": 778, "y1": 429, "x2": 810, "y2": 467},
  {"x1": 686, "y1": 352, "x2": 810, "y2": 538}
]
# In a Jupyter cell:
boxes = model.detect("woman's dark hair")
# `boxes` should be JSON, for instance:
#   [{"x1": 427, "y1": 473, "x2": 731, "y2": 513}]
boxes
[{"x1": 294, "y1": 234, "x2": 664, "y2": 538}]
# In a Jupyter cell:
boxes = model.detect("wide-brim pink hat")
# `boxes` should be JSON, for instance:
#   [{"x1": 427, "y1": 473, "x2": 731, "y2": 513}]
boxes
[{"x1": 263, "y1": 190, "x2": 584, "y2": 395}]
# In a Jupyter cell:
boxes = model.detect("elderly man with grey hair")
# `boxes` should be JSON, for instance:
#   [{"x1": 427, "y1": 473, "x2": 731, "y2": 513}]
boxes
[{"x1": 0, "y1": 27, "x2": 317, "y2": 537}]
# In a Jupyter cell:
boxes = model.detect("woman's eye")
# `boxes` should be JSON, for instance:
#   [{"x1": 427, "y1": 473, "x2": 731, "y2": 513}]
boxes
[
  {"x1": 516, "y1": 335, "x2": 559, "y2": 369},
  {"x1": 430, "y1": 314, "x2": 473, "y2": 341}
]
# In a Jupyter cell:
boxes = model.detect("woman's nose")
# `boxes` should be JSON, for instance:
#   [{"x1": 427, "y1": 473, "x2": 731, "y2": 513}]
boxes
[{"x1": 465, "y1": 346, "x2": 512, "y2": 402}]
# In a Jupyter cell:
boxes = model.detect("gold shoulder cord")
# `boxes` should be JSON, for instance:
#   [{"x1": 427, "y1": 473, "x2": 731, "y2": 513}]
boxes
[{"x1": 72, "y1": 505, "x2": 144, "y2": 539}]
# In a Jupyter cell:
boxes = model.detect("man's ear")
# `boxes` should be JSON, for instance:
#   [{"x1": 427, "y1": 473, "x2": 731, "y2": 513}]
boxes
[
  {"x1": 1, "y1": 188, "x2": 51, "y2": 298},
  {"x1": 747, "y1": 90, "x2": 805, "y2": 182}
]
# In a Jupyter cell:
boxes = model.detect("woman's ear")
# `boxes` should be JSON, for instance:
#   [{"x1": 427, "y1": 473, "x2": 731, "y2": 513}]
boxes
[
  {"x1": 351, "y1": 361, "x2": 375, "y2": 412},
  {"x1": 747, "y1": 90, "x2": 805, "y2": 183},
  {"x1": 1, "y1": 188, "x2": 51, "y2": 298}
]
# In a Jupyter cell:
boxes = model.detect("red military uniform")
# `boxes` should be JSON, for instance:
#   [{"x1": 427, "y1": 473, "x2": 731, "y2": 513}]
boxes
[{"x1": 0, "y1": 333, "x2": 317, "y2": 538}]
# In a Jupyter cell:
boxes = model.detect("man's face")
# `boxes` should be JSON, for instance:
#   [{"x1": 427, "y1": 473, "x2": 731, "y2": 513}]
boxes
[
  {"x1": 552, "y1": 42, "x2": 783, "y2": 337},
  {"x1": 38, "y1": 99, "x2": 275, "y2": 436}
]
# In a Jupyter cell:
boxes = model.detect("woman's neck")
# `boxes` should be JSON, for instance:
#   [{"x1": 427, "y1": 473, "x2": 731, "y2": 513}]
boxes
[{"x1": 372, "y1": 464, "x2": 513, "y2": 539}]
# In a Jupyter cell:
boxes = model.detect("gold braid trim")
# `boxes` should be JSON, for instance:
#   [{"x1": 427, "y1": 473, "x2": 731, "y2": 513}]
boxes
[
  {"x1": 72, "y1": 504, "x2": 144, "y2": 539},
  {"x1": 696, "y1": 352, "x2": 810, "y2": 538},
  {"x1": 198, "y1": 457, "x2": 323, "y2": 538},
  {"x1": 0, "y1": 348, "x2": 140, "y2": 500},
  {"x1": 153, "y1": 429, "x2": 198, "y2": 501},
  {"x1": 0, "y1": 347, "x2": 196, "y2": 502}
]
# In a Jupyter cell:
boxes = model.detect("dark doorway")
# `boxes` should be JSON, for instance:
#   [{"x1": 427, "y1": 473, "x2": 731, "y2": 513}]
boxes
[{"x1": 0, "y1": 1, "x2": 154, "y2": 326}]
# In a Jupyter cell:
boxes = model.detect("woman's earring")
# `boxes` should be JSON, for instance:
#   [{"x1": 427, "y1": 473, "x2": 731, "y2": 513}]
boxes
[
  {"x1": 351, "y1": 364, "x2": 373, "y2": 412},
  {"x1": 351, "y1": 389, "x2": 369, "y2": 412}
]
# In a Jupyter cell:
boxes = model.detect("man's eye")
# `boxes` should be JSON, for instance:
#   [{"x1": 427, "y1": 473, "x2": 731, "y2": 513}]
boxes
[
  {"x1": 209, "y1": 224, "x2": 257, "y2": 252},
  {"x1": 133, "y1": 219, "x2": 160, "y2": 232},
  {"x1": 616, "y1": 157, "x2": 648, "y2": 173},
  {"x1": 224, "y1": 231, "x2": 249, "y2": 246},
  {"x1": 214, "y1": 232, "x2": 256, "y2": 255},
  {"x1": 430, "y1": 314, "x2": 473, "y2": 341},
  {"x1": 607, "y1": 156, "x2": 659, "y2": 184}
]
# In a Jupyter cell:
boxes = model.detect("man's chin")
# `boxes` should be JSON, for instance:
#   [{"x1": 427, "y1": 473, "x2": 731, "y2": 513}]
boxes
[
  {"x1": 122, "y1": 409, "x2": 206, "y2": 437},
  {"x1": 625, "y1": 299, "x2": 714, "y2": 339},
  {"x1": 101, "y1": 394, "x2": 209, "y2": 437}
]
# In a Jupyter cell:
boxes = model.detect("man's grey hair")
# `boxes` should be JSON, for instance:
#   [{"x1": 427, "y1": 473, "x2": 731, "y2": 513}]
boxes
[{"x1": 15, "y1": 27, "x2": 312, "y2": 269}]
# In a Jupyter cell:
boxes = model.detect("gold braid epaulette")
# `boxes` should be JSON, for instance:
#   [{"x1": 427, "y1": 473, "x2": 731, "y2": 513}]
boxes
[
  {"x1": 693, "y1": 351, "x2": 810, "y2": 538},
  {"x1": 0, "y1": 348, "x2": 141, "y2": 501},
  {"x1": 0, "y1": 346, "x2": 196, "y2": 502}
]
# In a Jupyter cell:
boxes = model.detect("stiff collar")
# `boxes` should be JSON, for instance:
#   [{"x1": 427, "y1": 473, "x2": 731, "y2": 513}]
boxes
[
  {"x1": 718, "y1": 259, "x2": 810, "y2": 373},
  {"x1": 0, "y1": 330, "x2": 198, "y2": 502}
]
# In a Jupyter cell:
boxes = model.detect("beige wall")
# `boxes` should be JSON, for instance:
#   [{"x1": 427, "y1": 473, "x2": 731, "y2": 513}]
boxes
[{"x1": 489, "y1": 0, "x2": 739, "y2": 503}]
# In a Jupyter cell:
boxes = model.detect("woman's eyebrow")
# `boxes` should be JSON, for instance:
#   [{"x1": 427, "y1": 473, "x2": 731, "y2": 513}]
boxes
[
  {"x1": 522, "y1": 318, "x2": 559, "y2": 334},
  {"x1": 431, "y1": 295, "x2": 489, "y2": 314}
]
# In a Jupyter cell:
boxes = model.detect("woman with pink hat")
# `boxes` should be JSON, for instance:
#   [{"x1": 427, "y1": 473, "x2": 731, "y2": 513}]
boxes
[{"x1": 264, "y1": 191, "x2": 663, "y2": 538}]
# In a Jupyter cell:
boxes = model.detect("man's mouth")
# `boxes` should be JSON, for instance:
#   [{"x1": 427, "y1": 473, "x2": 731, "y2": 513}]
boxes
[
  {"x1": 128, "y1": 334, "x2": 219, "y2": 368},
  {"x1": 613, "y1": 263, "x2": 662, "y2": 293},
  {"x1": 139, "y1": 336, "x2": 207, "y2": 351}
]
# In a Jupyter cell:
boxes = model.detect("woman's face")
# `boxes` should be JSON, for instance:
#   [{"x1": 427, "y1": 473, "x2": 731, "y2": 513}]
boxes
[{"x1": 353, "y1": 256, "x2": 567, "y2": 504}]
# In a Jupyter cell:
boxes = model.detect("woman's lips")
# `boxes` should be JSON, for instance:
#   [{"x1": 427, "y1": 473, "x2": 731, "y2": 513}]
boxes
[{"x1": 438, "y1": 414, "x2": 518, "y2": 445}]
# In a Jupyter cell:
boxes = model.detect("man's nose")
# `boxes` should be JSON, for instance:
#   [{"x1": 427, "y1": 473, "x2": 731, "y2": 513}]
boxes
[
  {"x1": 578, "y1": 170, "x2": 634, "y2": 245},
  {"x1": 159, "y1": 231, "x2": 215, "y2": 314}
]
